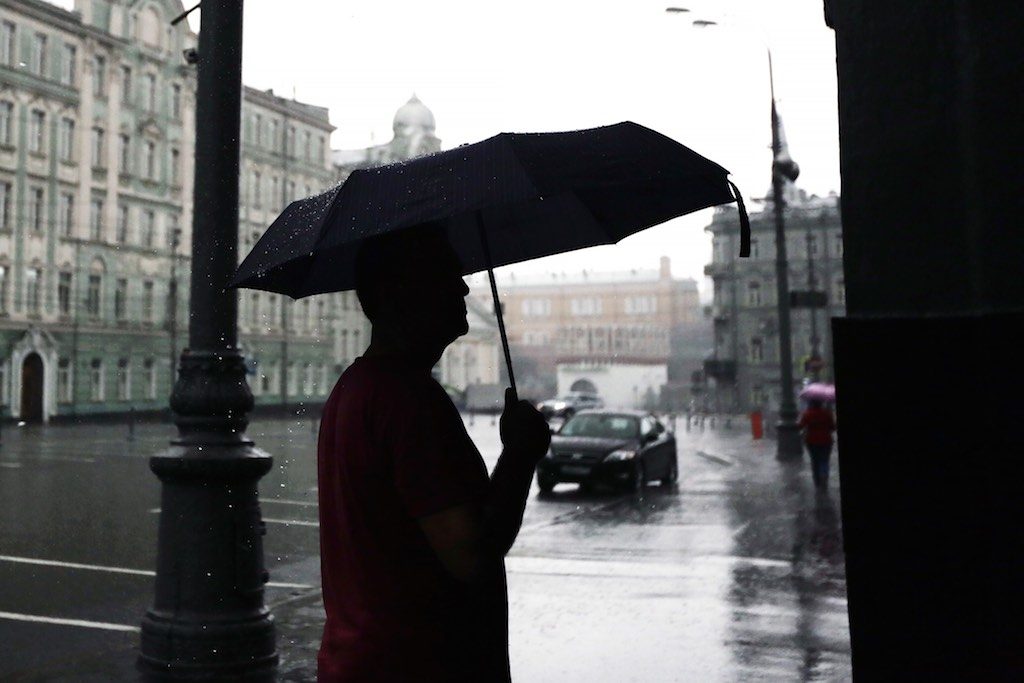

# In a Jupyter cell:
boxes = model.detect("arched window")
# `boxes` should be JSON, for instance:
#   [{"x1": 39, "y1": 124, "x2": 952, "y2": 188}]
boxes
[{"x1": 140, "y1": 6, "x2": 163, "y2": 48}]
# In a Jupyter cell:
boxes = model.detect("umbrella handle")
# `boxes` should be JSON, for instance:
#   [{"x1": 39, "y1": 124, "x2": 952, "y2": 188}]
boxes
[{"x1": 475, "y1": 210, "x2": 518, "y2": 403}]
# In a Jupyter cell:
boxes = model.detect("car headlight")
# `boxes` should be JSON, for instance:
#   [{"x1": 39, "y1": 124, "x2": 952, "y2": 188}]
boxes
[{"x1": 604, "y1": 449, "x2": 637, "y2": 462}]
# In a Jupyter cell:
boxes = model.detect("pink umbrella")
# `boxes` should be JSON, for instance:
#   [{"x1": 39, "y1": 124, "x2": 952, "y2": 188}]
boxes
[{"x1": 800, "y1": 383, "x2": 836, "y2": 402}]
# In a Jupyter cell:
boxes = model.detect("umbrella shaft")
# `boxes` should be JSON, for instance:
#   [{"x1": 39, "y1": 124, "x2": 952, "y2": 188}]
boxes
[{"x1": 476, "y1": 212, "x2": 517, "y2": 401}]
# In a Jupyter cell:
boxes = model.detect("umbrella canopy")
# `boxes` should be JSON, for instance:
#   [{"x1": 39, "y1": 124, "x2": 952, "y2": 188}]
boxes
[
  {"x1": 800, "y1": 383, "x2": 836, "y2": 402},
  {"x1": 230, "y1": 121, "x2": 749, "y2": 397},
  {"x1": 231, "y1": 121, "x2": 748, "y2": 296}
]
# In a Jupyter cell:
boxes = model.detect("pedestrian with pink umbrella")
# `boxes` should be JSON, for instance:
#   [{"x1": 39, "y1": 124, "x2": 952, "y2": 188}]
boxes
[{"x1": 798, "y1": 384, "x2": 837, "y2": 490}]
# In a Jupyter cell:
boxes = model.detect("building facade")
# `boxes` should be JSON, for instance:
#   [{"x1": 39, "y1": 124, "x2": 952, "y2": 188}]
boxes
[
  {"x1": 467, "y1": 256, "x2": 702, "y2": 407},
  {"x1": 703, "y1": 190, "x2": 845, "y2": 413},
  {"x1": 0, "y1": 0, "x2": 340, "y2": 421}
]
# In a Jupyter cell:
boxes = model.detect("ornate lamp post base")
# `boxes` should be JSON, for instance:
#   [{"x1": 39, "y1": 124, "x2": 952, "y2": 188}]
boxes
[{"x1": 775, "y1": 418, "x2": 804, "y2": 461}]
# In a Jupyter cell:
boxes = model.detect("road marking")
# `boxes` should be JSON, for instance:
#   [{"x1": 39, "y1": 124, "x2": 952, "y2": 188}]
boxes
[
  {"x1": 148, "y1": 508, "x2": 318, "y2": 528},
  {"x1": 694, "y1": 450, "x2": 734, "y2": 466},
  {"x1": 0, "y1": 555, "x2": 312, "y2": 589},
  {"x1": 0, "y1": 462, "x2": 23, "y2": 468},
  {"x1": 262, "y1": 517, "x2": 319, "y2": 528},
  {"x1": 0, "y1": 611, "x2": 140, "y2": 633},
  {"x1": 259, "y1": 497, "x2": 318, "y2": 507}
]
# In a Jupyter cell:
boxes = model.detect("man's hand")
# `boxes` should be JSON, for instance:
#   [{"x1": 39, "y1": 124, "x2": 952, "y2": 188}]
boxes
[{"x1": 499, "y1": 388, "x2": 551, "y2": 462}]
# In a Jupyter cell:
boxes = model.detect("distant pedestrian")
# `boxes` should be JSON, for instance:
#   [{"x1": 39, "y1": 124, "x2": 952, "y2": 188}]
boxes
[{"x1": 798, "y1": 399, "x2": 836, "y2": 490}]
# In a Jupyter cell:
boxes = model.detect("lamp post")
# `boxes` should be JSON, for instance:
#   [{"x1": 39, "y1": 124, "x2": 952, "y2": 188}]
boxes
[
  {"x1": 138, "y1": 1, "x2": 277, "y2": 679},
  {"x1": 665, "y1": 7, "x2": 804, "y2": 459}
]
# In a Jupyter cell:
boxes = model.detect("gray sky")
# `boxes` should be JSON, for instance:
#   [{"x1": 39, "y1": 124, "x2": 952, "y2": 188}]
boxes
[{"x1": 58, "y1": 0, "x2": 839, "y2": 297}]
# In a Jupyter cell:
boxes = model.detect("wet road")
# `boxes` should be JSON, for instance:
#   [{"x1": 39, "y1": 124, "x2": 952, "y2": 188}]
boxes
[{"x1": 0, "y1": 415, "x2": 850, "y2": 681}]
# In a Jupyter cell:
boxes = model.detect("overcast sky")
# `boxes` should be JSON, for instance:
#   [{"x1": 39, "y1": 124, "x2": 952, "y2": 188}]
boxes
[{"x1": 58, "y1": 0, "x2": 839, "y2": 298}]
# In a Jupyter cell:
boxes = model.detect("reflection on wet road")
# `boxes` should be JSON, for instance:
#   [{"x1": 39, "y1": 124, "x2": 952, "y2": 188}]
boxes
[{"x1": 0, "y1": 415, "x2": 850, "y2": 681}]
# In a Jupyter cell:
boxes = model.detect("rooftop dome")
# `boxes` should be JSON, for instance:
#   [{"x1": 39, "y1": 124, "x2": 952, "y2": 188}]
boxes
[{"x1": 393, "y1": 94, "x2": 436, "y2": 134}]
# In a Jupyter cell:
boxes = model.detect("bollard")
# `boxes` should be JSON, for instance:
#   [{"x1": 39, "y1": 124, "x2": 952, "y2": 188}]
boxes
[
  {"x1": 710, "y1": 416, "x2": 716, "y2": 429},
  {"x1": 750, "y1": 410, "x2": 764, "y2": 440},
  {"x1": 127, "y1": 406, "x2": 136, "y2": 442},
  {"x1": 469, "y1": 412, "x2": 475, "y2": 427}
]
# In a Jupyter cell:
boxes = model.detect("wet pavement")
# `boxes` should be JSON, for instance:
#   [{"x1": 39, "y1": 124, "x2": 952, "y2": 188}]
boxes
[{"x1": 0, "y1": 414, "x2": 850, "y2": 681}]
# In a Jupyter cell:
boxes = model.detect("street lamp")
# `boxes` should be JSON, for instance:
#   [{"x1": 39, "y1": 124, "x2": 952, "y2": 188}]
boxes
[
  {"x1": 665, "y1": 7, "x2": 804, "y2": 459},
  {"x1": 138, "y1": 1, "x2": 277, "y2": 679}
]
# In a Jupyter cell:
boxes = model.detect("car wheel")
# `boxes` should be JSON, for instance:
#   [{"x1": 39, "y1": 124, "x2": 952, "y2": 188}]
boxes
[
  {"x1": 633, "y1": 461, "x2": 646, "y2": 495},
  {"x1": 661, "y1": 456, "x2": 678, "y2": 488},
  {"x1": 537, "y1": 473, "x2": 557, "y2": 494}
]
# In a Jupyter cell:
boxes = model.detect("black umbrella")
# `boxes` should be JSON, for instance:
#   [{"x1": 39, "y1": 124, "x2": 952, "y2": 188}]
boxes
[{"x1": 230, "y1": 121, "x2": 749, "y2": 398}]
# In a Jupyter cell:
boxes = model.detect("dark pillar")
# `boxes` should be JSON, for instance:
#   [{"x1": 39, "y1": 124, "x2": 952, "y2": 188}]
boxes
[
  {"x1": 138, "y1": 1, "x2": 278, "y2": 679},
  {"x1": 827, "y1": 2, "x2": 1024, "y2": 680}
]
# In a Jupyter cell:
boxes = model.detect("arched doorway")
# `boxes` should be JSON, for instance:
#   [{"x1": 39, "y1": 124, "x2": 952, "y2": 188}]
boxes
[
  {"x1": 20, "y1": 353, "x2": 44, "y2": 422},
  {"x1": 570, "y1": 378, "x2": 598, "y2": 394}
]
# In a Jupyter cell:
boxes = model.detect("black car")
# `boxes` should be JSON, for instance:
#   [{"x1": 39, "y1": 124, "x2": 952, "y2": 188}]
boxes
[
  {"x1": 536, "y1": 392, "x2": 604, "y2": 420},
  {"x1": 536, "y1": 410, "x2": 677, "y2": 493}
]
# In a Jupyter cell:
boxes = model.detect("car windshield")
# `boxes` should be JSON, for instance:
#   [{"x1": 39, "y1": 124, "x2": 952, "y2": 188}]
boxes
[{"x1": 559, "y1": 414, "x2": 638, "y2": 439}]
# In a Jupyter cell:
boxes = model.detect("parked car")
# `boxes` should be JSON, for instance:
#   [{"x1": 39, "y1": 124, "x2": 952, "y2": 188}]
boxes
[
  {"x1": 536, "y1": 392, "x2": 604, "y2": 420},
  {"x1": 536, "y1": 410, "x2": 678, "y2": 493}
]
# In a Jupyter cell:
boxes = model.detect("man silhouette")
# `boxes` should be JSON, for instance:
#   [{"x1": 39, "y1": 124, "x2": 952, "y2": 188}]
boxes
[{"x1": 316, "y1": 224, "x2": 551, "y2": 682}]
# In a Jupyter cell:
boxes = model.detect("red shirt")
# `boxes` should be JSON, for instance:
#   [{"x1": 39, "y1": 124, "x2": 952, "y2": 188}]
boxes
[
  {"x1": 798, "y1": 406, "x2": 836, "y2": 446},
  {"x1": 316, "y1": 355, "x2": 509, "y2": 682}
]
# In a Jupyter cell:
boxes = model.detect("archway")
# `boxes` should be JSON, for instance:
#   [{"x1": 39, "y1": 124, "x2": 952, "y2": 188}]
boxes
[
  {"x1": 570, "y1": 378, "x2": 598, "y2": 394},
  {"x1": 20, "y1": 352, "x2": 44, "y2": 422}
]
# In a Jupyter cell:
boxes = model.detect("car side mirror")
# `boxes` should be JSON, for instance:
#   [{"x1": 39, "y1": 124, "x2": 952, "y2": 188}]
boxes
[{"x1": 643, "y1": 432, "x2": 657, "y2": 444}]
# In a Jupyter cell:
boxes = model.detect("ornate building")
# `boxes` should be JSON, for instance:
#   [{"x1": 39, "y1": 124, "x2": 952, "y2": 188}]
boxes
[
  {"x1": 330, "y1": 94, "x2": 500, "y2": 393},
  {"x1": 0, "y1": 0, "x2": 339, "y2": 421},
  {"x1": 703, "y1": 189, "x2": 845, "y2": 413},
  {"x1": 467, "y1": 256, "x2": 703, "y2": 407}
]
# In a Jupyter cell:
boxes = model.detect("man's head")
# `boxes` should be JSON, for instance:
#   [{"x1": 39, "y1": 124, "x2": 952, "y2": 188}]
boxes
[{"x1": 355, "y1": 223, "x2": 469, "y2": 357}]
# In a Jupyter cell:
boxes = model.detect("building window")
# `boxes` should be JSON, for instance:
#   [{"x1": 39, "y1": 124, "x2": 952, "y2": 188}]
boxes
[
  {"x1": 59, "y1": 193, "x2": 74, "y2": 236},
  {"x1": 121, "y1": 65, "x2": 132, "y2": 105},
  {"x1": 287, "y1": 362, "x2": 298, "y2": 396},
  {"x1": 142, "y1": 280, "x2": 154, "y2": 323},
  {"x1": 317, "y1": 135, "x2": 326, "y2": 163},
  {"x1": 93, "y1": 55, "x2": 106, "y2": 97},
  {"x1": 521, "y1": 299, "x2": 551, "y2": 317},
  {"x1": 29, "y1": 188, "x2": 44, "y2": 232},
  {"x1": 252, "y1": 170, "x2": 261, "y2": 208},
  {"x1": 248, "y1": 291, "x2": 259, "y2": 327},
  {"x1": 145, "y1": 140, "x2": 156, "y2": 179},
  {"x1": 117, "y1": 358, "x2": 130, "y2": 400},
  {"x1": 114, "y1": 278, "x2": 128, "y2": 321},
  {"x1": 171, "y1": 148, "x2": 180, "y2": 185},
  {"x1": 834, "y1": 278, "x2": 845, "y2": 305},
  {"x1": 30, "y1": 33, "x2": 47, "y2": 77},
  {"x1": 91, "y1": 127, "x2": 104, "y2": 167},
  {"x1": 269, "y1": 120, "x2": 279, "y2": 149},
  {"x1": 58, "y1": 358, "x2": 72, "y2": 403},
  {"x1": 833, "y1": 231, "x2": 844, "y2": 258},
  {"x1": 807, "y1": 233, "x2": 819, "y2": 257},
  {"x1": 167, "y1": 214, "x2": 180, "y2": 250},
  {"x1": 303, "y1": 363, "x2": 313, "y2": 395},
  {"x1": 286, "y1": 126, "x2": 296, "y2": 156},
  {"x1": 171, "y1": 84, "x2": 181, "y2": 118},
  {"x1": 751, "y1": 385, "x2": 766, "y2": 407},
  {"x1": 29, "y1": 110, "x2": 45, "y2": 153},
  {"x1": 26, "y1": 267, "x2": 41, "y2": 314},
  {"x1": 141, "y1": 209, "x2": 155, "y2": 247},
  {"x1": 59, "y1": 118, "x2": 75, "y2": 161},
  {"x1": 61, "y1": 44, "x2": 76, "y2": 85},
  {"x1": 86, "y1": 273, "x2": 102, "y2": 318},
  {"x1": 0, "y1": 101, "x2": 12, "y2": 145},
  {"x1": 58, "y1": 271, "x2": 72, "y2": 316},
  {"x1": 144, "y1": 358, "x2": 157, "y2": 399},
  {"x1": 90, "y1": 198, "x2": 104, "y2": 240},
  {"x1": 0, "y1": 182, "x2": 9, "y2": 230},
  {"x1": 116, "y1": 204, "x2": 129, "y2": 243},
  {"x1": 0, "y1": 265, "x2": 7, "y2": 314},
  {"x1": 570, "y1": 297, "x2": 602, "y2": 316},
  {"x1": 304, "y1": 130, "x2": 312, "y2": 161},
  {"x1": 749, "y1": 237, "x2": 760, "y2": 259},
  {"x1": 1, "y1": 22, "x2": 14, "y2": 66},
  {"x1": 254, "y1": 114, "x2": 262, "y2": 146},
  {"x1": 624, "y1": 296, "x2": 657, "y2": 315},
  {"x1": 747, "y1": 281, "x2": 762, "y2": 306},
  {"x1": 144, "y1": 73, "x2": 156, "y2": 111},
  {"x1": 119, "y1": 134, "x2": 131, "y2": 174},
  {"x1": 750, "y1": 337, "x2": 764, "y2": 363}
]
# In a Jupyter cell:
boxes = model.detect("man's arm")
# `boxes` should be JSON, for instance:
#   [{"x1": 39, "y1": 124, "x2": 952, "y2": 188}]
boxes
[{"x1": 418, "y1": 389, "x2": 550, "y2": 582}]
